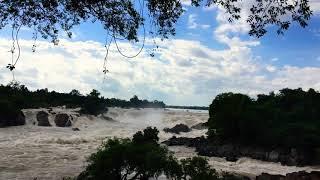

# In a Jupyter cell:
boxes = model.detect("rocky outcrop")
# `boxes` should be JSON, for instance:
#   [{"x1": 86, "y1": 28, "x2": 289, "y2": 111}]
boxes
[
  {"x1": 191, "y1": 122, "x2": 208, "y2": 130},
  {"x1": 0, "y1": 110, "x2": 25, "y2": 127},
  {"x1": 54, "y1": 113, "x2": 72, "y2": 127},
  {"x1": 36, "y1": 111, "x2": 51, "y2": 126},
  {"x1": 256, "y1": 171, "x2": 320, "y2": 180},
  {"x1": 101, "y1": 114, "x2": 115, "y2": 121},
  {"x1": 163, "y1": 124, "x2": 191, "y2": 134},
  {"x1": 163, "y1": 136, "x2": 318, "y2": 166},
  {"x1": 163, "y1": 136, "x2": 207, "y2": 147}
]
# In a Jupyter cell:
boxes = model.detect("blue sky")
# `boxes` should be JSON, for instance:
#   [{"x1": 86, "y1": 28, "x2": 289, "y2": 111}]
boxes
[{"x1": 0, "y1": 1, "x2": 320, "y2": 106}]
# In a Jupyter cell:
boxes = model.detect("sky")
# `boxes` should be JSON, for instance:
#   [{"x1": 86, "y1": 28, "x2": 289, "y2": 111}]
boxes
[{"x1": 0, "y1": 1, "x2": 320, "y2": 106}]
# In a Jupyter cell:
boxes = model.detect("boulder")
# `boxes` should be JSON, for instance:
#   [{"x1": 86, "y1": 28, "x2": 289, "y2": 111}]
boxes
[
  {"x1": 191, "y1": 122, "x2": 207, "y2": 130},
  {"x1": 54, "y1": 113, "x2": 72, "y2": 127},
  {"x1": 36, "y1": 111, "x2": 51, "y2": 126},
  {"x1": 0, "y1": 110, "x2": 25, "y2": 127},
  {"x1": 268, "y1": 150, "x2": 280, "y2": 162},
  {"x1": 163, "y1": 124, "x2": 191, "y2": 134}
]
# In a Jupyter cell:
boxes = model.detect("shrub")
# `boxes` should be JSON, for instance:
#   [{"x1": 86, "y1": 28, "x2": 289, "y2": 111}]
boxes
[{"x1": 77, "y1": 127, "x2": 246, "y2": 180}]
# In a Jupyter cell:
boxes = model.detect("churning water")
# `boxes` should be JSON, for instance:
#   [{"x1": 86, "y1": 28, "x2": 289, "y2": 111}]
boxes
[{"x1": 0, "y1": 107, "x2": 319, "y2": 179}]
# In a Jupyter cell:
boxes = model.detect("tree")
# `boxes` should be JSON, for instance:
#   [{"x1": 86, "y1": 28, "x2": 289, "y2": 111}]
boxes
[
  {"x1": 88, "y1": 89, "x2": 101, "y2": 98},
  {"x1": 77, "y1": 127, "x2": 179, "y2": 180},
  {"x1": 180, "y1": 157, "x2": 219, "y2": 180},
  {"x1": 207, "y1": 88, "x2": 320, "y2": 150},
  {"x1": 130, "y1": 95, "x2": 140, "y2": 107},
  {"x1": 191, "y1": 0, "x2": 312, "y2": 38},
  {"x1": 0, "y1": 0, "x2": 312, "y2": 43},
  {"x1": 69, "y1": 89, "x2": 82, "y2": 96}
]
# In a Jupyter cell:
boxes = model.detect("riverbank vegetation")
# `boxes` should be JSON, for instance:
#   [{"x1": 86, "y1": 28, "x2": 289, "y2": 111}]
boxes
[{"x1": 207, "y1": 88, "x2": 320, "y2": 164}]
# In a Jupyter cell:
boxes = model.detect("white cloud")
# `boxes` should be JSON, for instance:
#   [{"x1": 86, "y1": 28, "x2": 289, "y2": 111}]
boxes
[
  {"x1": 1, "y1": 37, "x2": 319, "y2": 106},
  {"x1": 188, "y1": 14, "x2": 211, "y2": 30},
  {"x1": 310, "y1": 0, "x2": 320, "y2": 14},
  {"x1": 271, "y1": 58, "x2": 279, "y2": 62},
  {"x1": 188, "y1": 14, "x2": 198, "y2": 29},
  {"x1": 180, "y1": 0, "x2": 192, "y2": 6}
]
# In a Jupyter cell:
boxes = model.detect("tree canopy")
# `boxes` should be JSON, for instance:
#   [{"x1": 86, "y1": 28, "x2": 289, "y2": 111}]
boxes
[
  {"x1": 0, "y1": 0, "x2": 312, "y2": 42},
  {"x1": 207, "y1": 88, "x2": 320, "y2": 149}
]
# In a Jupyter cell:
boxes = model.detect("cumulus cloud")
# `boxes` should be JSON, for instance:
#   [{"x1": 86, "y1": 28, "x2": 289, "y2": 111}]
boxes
[
  {"x1": 188, "y1": 14, "x2": 211, "y2": 30},
  {"x1": 1, "y1": 36, "x2": 319, "y2": 106}
]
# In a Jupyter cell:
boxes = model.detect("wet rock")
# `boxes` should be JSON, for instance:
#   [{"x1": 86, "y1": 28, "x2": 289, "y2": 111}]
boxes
[
  {"x1": 268, "y1": 150, "x2": 279, "y2": 162},
  {"x1": 163, "y1": 135, "x2": 318, "y2": 166},
  {"x1": 72, "y1": 128, "x2": 80, "y2": 131},
  {"x1": 101, "y1": 114, "x2": 115, "y2": 121},
  {"x1": 36, "y1": 111, "x2": 51, "y2": 126},
  {"x1": 163, "y1": 124, "x2": 191, "y2": 134},
  {"x1": 162, "y1": 136, "x2": 207, "y2": 147},
  {"x1": 256, "y1": 171, "x2": 320, "y2": 180},
  {"x1": 47, "y1": 107, "x2": 53, "y2": 113},
  {"x1": 256, "y1": 173, "x2": 285, "y2": 180},
  {"x1": 54, "y1": 113, "x2": 72, "y2": 127},
  {"x1": 191, "y1": 122, "x2": 207, "y2": 130},
  {"x1": 0, "y1": 110, "x2": 25, "y2": 127}
]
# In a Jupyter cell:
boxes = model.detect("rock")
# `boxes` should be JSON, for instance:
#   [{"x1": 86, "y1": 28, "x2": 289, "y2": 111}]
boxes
[
  {"x1": 191, "y1": 122, "x2": 207, "y2": 130},
  {"x1": 163, "y1": 135, "x2": 318, "y2": 166},
  {"x1": 268, "y1": 150, "x2": 279, "y2": 162},
  {"x1": 36, "y1": 111, "x2": 51, "y2": 126},
  {"x1": 15, "y1": 111, "x2": 25, "y2": 126},
  {"x1": 54, "y1": 114, "x2": 72, "y2": 127},
  {"x1": 0, "y1": 110, "x2": 25, "y2": 127},
  {"x1": 72, "y1": 128, "x2": 80, "y2": 131},
  {"x1": 101, "y1": 114, "x2": 115, "y2": 121},
  {"x1": 256, "y1": 171, "x2": 320, "y2": 180},
  {"x1": 163, "y1": 124, "x2": 191, "y2": 134},
  {"x1": 162, "y1": 136, "x2": 206, "y2": 147},
  {"x1": 256, "y1": 173, "x2": 285, "y2": 180},
  {"x1": 47, "y1": 107, "x2": 53, "y2": 113}
]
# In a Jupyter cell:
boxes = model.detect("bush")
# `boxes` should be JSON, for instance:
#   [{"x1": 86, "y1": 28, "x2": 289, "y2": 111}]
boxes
[
  {"x1": 78, "y1": 127, "x2": 178, "y2": 180},
  {"x1": 77, "y1": 127, "x2": 245, "y2": 180}
]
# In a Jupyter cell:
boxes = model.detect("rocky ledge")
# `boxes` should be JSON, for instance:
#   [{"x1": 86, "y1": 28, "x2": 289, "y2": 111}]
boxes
[
  {"x1": 256, "y1": 171, "x2": 320, "y2": 180},
  {"x1": 0, "y1": 110, "x2": 25, "y2": 128},
  {"x1": 162, "y1": 136, "x2": 319, "y2": 166}
]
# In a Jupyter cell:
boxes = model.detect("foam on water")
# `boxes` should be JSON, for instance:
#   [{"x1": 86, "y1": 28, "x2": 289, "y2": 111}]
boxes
[{"x1": 0, "y1": 107, "x2": 319, "y2": 179}]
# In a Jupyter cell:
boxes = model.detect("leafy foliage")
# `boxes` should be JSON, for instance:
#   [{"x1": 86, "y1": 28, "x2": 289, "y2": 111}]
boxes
[
  {"x1": 180, "y1": 157, "x2": 219, "y2": 180},
  {"x1": 191, "y1": 0, "x2": 312, "y2": 38},
  {"x1": 78, "y1": 127, "x2": 177, "y2": 180},
  {"x1": 208, "y1": 88, "x2": 320, "y2": 149},
  {"x1": 0, "y1": 0, "x2": 312, "y2": 43},
  {"x1": 0, "y1": 0, "x2": 183, "y2": 43},
  {"x1": 77, "y1": 127, "x2": 247, "y2": 180}
]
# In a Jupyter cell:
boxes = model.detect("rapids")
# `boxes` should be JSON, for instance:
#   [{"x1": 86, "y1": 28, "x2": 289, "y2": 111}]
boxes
[{"x1": 0, "y1": 107, "x2": 319, "y2": 179}]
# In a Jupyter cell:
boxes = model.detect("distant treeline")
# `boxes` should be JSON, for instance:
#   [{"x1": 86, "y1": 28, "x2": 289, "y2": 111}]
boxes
[
  {"x1": 0, "y1": 82, "x2": 165, "y2": 116},
  {"x1": 166, "y1": 105, "x2": 209, "y2": 110}
]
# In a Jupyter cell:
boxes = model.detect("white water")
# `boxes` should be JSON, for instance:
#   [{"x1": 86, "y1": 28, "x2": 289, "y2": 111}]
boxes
[{"x1": 0, "y1": 107, "x2": 319, "y2": 180}]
